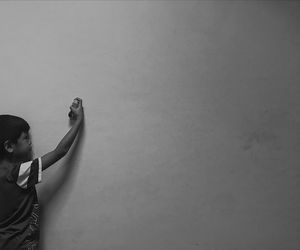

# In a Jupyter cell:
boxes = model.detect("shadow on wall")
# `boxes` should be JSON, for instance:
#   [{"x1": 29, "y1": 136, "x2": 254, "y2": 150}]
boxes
[{"x1": 38, "y1": 119, "x2": 86, "y2": 250}]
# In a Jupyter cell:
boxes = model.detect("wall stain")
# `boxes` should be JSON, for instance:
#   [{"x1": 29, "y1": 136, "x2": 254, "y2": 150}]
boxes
[
  {"x1": 241, "y1": 109, "x2": 289, "y2": 151},
  {"x1": 242, "y1": 129, "x2": 281, "y2": 151}
]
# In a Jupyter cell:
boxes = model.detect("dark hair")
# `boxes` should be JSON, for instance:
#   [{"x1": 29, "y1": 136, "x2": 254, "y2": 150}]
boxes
[{"x1": 0, "y1": 115, "x2": 30, "y2": 159}]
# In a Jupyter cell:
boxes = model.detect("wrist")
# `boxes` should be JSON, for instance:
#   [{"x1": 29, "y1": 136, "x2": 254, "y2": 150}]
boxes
[{"x1": 76, "y1": 116, "x2": 83, "y2": 124}]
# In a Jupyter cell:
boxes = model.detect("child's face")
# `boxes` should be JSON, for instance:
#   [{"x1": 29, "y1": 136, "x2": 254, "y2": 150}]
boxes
[{"x1": 13, "y1": 131, "x2": 33, "y2": 162}]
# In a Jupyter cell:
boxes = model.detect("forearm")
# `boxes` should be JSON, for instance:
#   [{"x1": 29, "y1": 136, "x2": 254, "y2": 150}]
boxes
[{"x1": 55, "y1": 119, "x2": 83, "y2": 154}]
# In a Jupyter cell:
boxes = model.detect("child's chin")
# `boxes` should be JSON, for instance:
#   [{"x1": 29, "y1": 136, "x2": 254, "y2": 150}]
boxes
[
  {"x1": 22, "y1": 156, "x2": 32, "y2": 162},
  {"x1": 25, "y1": 152, "x2": 33, "y2": 161}
]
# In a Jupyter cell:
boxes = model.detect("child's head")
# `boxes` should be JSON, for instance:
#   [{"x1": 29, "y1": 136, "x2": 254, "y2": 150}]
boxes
[{"x1": 0, "y1": 115, "x2": 32, "y2": 162}]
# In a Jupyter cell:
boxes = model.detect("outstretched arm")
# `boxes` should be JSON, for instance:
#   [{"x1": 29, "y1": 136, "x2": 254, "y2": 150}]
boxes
[{"x1": 41, "y1": 98, "x2": 84, "y2": 171}]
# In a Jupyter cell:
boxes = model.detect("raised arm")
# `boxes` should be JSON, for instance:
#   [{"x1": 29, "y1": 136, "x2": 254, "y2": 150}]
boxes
[{"x1": 41, "y1": 98, "x2": 84, "y2": 171}]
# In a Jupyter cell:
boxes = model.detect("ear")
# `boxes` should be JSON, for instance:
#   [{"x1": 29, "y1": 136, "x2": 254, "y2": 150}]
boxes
[{"x1": 3, "y1": 140, "x2": 15, "y2": 154}]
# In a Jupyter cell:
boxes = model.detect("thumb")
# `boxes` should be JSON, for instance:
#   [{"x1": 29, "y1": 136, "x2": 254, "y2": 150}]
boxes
[{"x1": 70, "y1": 106, "x2": 76, "y2": 112}]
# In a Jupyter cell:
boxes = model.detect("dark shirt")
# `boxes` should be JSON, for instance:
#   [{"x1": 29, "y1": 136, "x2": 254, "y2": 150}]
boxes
[{"x1": 0, "y1": 158, "x2": 42, "y2": 249}]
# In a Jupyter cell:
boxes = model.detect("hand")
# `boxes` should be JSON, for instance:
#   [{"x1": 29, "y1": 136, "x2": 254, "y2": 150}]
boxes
[{"x1": 69, "y1": 97, "x2": 84, "y2": 121}]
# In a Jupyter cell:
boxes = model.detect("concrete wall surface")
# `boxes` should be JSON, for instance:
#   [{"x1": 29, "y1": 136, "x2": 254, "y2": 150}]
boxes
[{"x1": 0, "y1": 1, "x2": 300, "y2": 250}]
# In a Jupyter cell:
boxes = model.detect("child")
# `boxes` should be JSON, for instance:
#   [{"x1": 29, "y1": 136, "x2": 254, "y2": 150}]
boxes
[{"x1": 0, "y1": 97, "x2": 84, "y2": 250}]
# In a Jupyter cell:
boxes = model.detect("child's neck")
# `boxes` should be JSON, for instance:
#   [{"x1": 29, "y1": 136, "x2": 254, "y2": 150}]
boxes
[{"x1": 0, "y1": 159, "x2": 12, "y2": 168}]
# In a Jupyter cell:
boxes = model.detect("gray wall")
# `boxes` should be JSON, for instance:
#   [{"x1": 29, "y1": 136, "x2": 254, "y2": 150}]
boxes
[{"x1": 0, "y1": 1, "x2": 300, "y2": 250}]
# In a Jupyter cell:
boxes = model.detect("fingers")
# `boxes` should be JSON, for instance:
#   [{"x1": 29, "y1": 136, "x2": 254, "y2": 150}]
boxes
[
  {"x1": 69, "y1": 98, "x2": 83, "y2": 116},
  {"x1": 74, "y1": 97, "x2": 83, "y2": 107}
]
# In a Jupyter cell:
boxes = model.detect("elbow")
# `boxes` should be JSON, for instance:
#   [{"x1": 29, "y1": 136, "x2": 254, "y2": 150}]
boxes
[{"x1": 55, "y1": 148, "x2": 68, "y2": 158}]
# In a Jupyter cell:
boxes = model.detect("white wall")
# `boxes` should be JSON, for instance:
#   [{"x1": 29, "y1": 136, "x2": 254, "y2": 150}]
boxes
[{"x1": 0, "y1": 1, "x2": 300, "y2": 250}]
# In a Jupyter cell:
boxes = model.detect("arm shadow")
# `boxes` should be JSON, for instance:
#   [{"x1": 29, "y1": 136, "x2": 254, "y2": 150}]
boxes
[{"x1": 38, "y1": 119, "x2": 86, "y2": 250}]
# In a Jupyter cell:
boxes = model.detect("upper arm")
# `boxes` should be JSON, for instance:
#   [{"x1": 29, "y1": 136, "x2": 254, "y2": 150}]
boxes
[
  {"x1": 6, "y1": 150, "x2": 65, "y2": 189},
  {"x1": 41, "y1": 149, "x2": 66, "y2": 171}
]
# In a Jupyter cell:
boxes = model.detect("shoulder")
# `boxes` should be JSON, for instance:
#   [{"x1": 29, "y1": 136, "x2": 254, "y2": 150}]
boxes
[
  {"x1": 2, "y1": 162, "x2": 21, "y2": 183},
  {"x1": 0, "y1": 158, "x2": 42, "y2": 188},
  {"x1": 14, "y1": 158, "x2": 42, "y2": 189}
]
